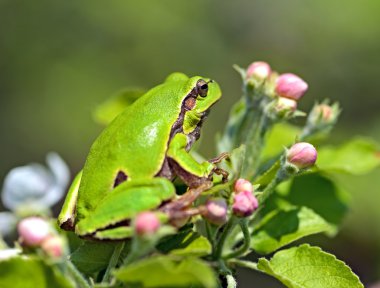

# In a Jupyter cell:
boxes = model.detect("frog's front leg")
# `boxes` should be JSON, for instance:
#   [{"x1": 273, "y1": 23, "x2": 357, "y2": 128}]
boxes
[{"x1": 166, "y1": 133, "x2": 228, "y2": 187}]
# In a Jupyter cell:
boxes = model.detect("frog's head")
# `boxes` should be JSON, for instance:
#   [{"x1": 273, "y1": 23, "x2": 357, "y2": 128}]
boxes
[{"x1": 182, "y1": 76, "x2": 222, "y2": 135}]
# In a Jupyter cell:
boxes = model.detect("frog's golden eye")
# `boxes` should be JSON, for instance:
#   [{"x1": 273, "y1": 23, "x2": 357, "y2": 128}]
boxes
[{"x1": 196, "y1": 79, "x2": 209, "y2": 97}]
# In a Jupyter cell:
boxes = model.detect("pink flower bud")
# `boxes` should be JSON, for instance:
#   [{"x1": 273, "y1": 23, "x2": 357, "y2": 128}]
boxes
[
  {"x1": 275, "y1": 73, "x2": 308, "y2": 100},
  {"x1": 203, "y1": 198, "x2": 228, "y2": 226},
  {"x1": 17, "y1": 217, "x2": 51, "y2": 246},
  {"x1": 234, "y1": 178, "x2": 253, "y2": 194},
  {"x1": 275, "y1": 97, "x2": 297, "y2": 113},
  {"x1": 287, "y1": 142, "x2": 317, "y2": 169},
  {"x1": 135, "y1": 212, "x2": 160, "y2": 236},
  {"x1": 41, "y1": 235, "x2": 64, "y2": 258},
  {"x1": 317, "y1": 104, "x2": 333, "y2": 121},
  {"x1": 246, "y1": 61, "x2": 271, "y2": 80},
  {"x1": 232, "y1": 191, "x2": 258, "y2": 217}
]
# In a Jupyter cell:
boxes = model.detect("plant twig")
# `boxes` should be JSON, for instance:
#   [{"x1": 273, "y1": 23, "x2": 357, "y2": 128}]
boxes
[
  {"x1": 102, "y1": 241, "x2": 125, "y2": 283},
  {"x1": 65, "y1": 260, "x2": 91, "y2": 288},
  {"x1": 223, "y1": 219, "x2": 250, "y2": 259},
  {"x1": 214, "y1": 216, "x2": 238, "y2": 259},
  {"x1": 228, "y1": 259, "x2": 259, "y2": 271},
  {"x1": 226, "y1": 274, "x2": 237, "y2": 288}
]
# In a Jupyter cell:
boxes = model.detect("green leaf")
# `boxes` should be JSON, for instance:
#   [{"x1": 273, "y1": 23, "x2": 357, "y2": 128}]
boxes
[
  {"x1": 254, "y1": 160, "x2": 281, "y2": 186},
  {"x1": 70, "y1": 241, "x2": 129, "y2": 275},
  {"x1": 0, "y1": 257, "x2": 74, "y2": 288},
  {"x1": 282, "y1": 173, "x2": 349, "y2": 231},
  {"x1": 261, "y1": 123, "x2": 300, "y2": 162},
  {"x1": 93, "y1": 88, "x2": 146, "y2": 125},
  {"x1": 317, "y1": 137, "x2": 380, "y2": 175},
  {"x1": 219, "y1": 145, "x2": 246, "y2": 180},
  {"x1": 251, "y1": 206, "x2": 333, "y2": 254},
  {"x1": 115, "y1": 256, "x2": 216, "y2": 288},
  {"x1": 217, "y1": 98, "x2": 246, "y2": 154},
  {"x1": 157, "y1": 229, "x2": 211, "y2": 257},
  {"x1": 170, "y1": 235, "x2": 211, "y2": 257},
  {"x1": 257, "y1": 244, "x2": 364, "y2": 288}
]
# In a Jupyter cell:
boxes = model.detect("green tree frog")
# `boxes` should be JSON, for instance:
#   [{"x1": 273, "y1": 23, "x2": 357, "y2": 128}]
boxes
[{"x1": 58, "y1": 72, "x2": 224, "y2": 240}]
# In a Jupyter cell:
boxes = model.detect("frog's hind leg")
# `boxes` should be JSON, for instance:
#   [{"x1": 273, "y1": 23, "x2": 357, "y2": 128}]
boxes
[
  {"x1": 75, "y1": 178, "x2": 175, "y2": 238},
  {"x1": 94, "y1": 226, "x2": 133, "y2": 240}
]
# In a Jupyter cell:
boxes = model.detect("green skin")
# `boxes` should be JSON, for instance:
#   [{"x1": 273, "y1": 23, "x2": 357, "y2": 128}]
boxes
[{"x1": 58, "y1": 72, "x2": 222, "y2": 240}]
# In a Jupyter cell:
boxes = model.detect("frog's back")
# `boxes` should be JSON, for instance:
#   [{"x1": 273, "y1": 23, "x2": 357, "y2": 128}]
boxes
[{"x1": 77, "y1": 74, "x2": 196, "y2": 216}]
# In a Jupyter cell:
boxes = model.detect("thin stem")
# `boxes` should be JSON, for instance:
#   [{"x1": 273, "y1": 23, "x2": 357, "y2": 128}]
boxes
[
  {"x1": 123, "y1": 244, "x2": 139, "y2": 266},
  {"x1": 123, "y1": 236, "x2": 154, "y2": 266},
  {"x1": 214, "y1": 217, "x2": 238, "y2": 259},
  {"x1": 223, "y1": 219, "x2": 250, "y2": 259},
  {"x1": 226, "y1": 274, "x2": 237, "y2": 288},
  {"x1": 250, "y1": 167, "x2": 288, "y2": 223},
  {"x1": 102, "y1": 241, "x2": 125, "y2": 283},
  {"x1": 218, "y1": 259, "x2": 232, "y2": 275},
  {"x1": 205, "y1": 221, "x2": 216, "y2": 253},
  {"x1": 65, "y1": 260, "x2": 91, "y2": 288},
  {"x1": 258, "y1": 175, "x2": 281, "y2": 205},
  {"x1": 228, "y1": 259, "x2": 259, "y2": 272},
  {"x1": 242, "y1": 94, "x2": 276, "y2": 181}
]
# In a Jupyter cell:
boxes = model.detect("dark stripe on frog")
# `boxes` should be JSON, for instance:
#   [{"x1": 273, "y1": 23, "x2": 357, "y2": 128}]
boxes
[{"x1": 155, "y1": 86, "x2": 201, "y2": 179}]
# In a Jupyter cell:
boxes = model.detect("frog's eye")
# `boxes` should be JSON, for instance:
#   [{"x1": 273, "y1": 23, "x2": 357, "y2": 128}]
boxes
[{"x1": 196, "y1": 79, "x2": 209, "y2": 97}]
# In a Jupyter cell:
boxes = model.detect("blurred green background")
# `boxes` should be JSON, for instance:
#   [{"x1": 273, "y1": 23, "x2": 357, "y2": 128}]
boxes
[{"x1": 1, "y1": 0, "x2": 379, "y2": 286}]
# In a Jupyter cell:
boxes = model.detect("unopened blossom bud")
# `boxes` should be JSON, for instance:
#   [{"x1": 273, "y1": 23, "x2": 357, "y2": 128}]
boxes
[
  {"x1": 308, "y1": 102, "x2": 340, "y2": 126},
  {"x1": 203, "y1": 198, "x2": 228, "y2": 226},
  {"x1": 17, "y1": 217, "x2": 51, "y2": 246},
  {"x1": 275, "y1": 97, "x2": 297, "y2": 113},
  {"x1": 287, "y1": 142, "x2": 317, "y2": 169},
  {"x1": 317, "y1": 104, "x2": 333, "y2": 121},
  {"x1": 275, "y1": 73, "x2": 308, "y2": 100},
  {"x1": 41, "y1": 235, "x2": 65, "y2": 258},
  {"x1": 246, "y1": 61, "x2": 271, "y2": 80},
  {"x1": 135, "y1": 212, "x2": 160, "y2": 236},
  {"x1": 232, "y1": 191, "x2": 258, "y2": 217},
  {"x1": 234, "y1": 178, "x2": 253, "y2": 194}
]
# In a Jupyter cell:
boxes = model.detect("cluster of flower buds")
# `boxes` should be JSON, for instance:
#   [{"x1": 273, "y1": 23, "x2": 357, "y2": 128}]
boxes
[
  {"x1": 17, "y1": 216, "x2": 65, "y2": 258},
  {"x1": 134, "y1": 212, "x2": 161, "y2": 236},
  {"x1": 285, "y1": 142, "x2": 318, "y2": 173},
  {"x1": 201, "y1": 179, "x2": 259, "y2": 225},
  {"x1": 245, "y1": 61, "x2": 309, "y2": 120},
  {"x1": 232, "y1": 179, "x2": 258, "y2": 217}
]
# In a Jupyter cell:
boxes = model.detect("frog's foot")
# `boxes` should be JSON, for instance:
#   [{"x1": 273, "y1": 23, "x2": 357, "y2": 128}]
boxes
[
  {"x1": 212, "y1": 167, "x2": 229, "y2": 183},
  {"x1": 160, "y1": 182, "x2": 218, "y2": 228},
  {"x1": 208, "y1": 152, "x2": 230, "y2": 164},
  {"x1": 168, "y1": 207, "x2": 205, "y2": 228},
  {"x1": 208, "y1": 152, "x2": 229, "y2": 183},
  {"x1": 160, "y1": 182, "x2": 212, "y2": 227},
  {"x1": 160, "y1": 181, "x2": 212, "y2": 214}
]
